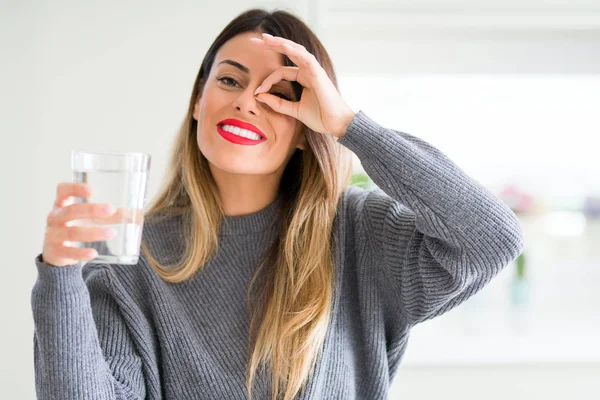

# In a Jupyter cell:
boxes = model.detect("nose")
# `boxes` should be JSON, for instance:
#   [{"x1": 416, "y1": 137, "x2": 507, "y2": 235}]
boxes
[{"x1": 232, "y1": 87, "x2": 262, "y2": 116}]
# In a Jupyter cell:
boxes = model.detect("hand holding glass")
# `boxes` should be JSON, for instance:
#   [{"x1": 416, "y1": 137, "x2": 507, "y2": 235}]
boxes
[{"x1": 70, "y1": 151, "x2": 151, "y2": 265}]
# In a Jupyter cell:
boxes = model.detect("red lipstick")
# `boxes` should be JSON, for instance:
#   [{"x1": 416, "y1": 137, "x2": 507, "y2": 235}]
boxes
[{"x1": 216, "y1": 118, "x2": 266, "y2": 146}]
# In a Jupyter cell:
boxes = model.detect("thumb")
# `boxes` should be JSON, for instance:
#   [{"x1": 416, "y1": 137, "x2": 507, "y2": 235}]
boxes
[{"x1": 255, "y1": 93, "x2": 298, "y2": 119}]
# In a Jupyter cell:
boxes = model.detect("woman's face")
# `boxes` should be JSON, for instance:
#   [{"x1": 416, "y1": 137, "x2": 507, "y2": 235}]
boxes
[{"x1": 192, "y1": 31, "x2": 306, "y2": 178}]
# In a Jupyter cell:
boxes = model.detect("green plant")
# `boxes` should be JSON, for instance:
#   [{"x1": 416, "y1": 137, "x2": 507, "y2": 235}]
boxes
[
  {"x1": 350, "y1": 172, "x2": 372, "y2": 189},
  {"x1": 516, "y1": 251, "x2": 526, "y2": 279}
]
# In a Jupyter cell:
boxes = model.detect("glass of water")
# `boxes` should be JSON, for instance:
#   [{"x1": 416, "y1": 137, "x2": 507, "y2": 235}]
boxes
[{"x1": 71, "y1": 150, "x2": 151, "y2": 265}]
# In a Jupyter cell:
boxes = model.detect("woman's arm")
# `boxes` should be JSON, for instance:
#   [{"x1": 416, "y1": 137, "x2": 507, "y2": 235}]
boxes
[
  {"x1": 339, "y1": 111, "x2": 524, "y2": 327},
  {"x1": 234, "y1": 34, "x2": 523, "y2": 328},
  {"x1": 31, "y1": 254, "x2": 146, "y2": 399}
]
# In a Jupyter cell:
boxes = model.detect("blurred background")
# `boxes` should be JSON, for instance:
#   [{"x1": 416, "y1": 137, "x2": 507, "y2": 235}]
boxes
[{"x1": 2, "y1": 0, "x2": 599, "y2": 398}]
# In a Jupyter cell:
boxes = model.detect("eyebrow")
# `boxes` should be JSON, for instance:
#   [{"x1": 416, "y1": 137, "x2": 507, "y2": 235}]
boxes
[{"x1": 218, "y1": 59, "x2": 250, "y2": 74}]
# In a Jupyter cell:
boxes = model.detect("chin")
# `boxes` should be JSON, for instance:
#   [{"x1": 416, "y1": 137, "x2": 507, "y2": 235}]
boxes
[{"x1": 207, "y1": 157, "x2": 270, "y2": 175}]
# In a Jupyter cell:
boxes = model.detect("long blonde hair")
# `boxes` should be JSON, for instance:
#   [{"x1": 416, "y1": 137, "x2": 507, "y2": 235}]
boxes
[{"x1": 140, "y1": 9, "x2": 354, "y2": 400}]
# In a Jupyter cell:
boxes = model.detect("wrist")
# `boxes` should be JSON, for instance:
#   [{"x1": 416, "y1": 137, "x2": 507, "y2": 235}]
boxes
[{"x1": 335, "y1": 107, "x2": 356, "y2": 139}]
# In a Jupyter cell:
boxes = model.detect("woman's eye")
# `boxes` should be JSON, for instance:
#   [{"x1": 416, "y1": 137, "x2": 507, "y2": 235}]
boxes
[
  {"x1": 218, "y1": 77, "x2": 293, "y2": 101},
  {"x1": 218, "y1": 77, "x2": 239, "y2": 87}
]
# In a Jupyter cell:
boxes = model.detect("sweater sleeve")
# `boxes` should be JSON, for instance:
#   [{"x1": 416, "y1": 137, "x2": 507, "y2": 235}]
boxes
[
  {"x1": 31, "y1": 254, "x2": 146, "y2": 399},
  {"x1": 338, "y1": 111, "x2": 524, "y2": 327}
]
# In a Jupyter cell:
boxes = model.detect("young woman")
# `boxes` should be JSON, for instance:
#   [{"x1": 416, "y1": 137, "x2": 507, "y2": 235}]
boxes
[{"x1": 33, "y1": 8, "x2": 524, "y2": 400}]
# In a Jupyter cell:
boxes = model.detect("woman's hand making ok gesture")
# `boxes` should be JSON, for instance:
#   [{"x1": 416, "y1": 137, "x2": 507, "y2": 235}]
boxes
[{"x1": 250, "y1": 33, "x2": 356, "y2": 139}]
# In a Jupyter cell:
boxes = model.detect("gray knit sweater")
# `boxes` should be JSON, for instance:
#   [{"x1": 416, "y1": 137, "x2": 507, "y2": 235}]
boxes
[{"x1": 31, "y1": 111, "x2": 524, "y2": 399}]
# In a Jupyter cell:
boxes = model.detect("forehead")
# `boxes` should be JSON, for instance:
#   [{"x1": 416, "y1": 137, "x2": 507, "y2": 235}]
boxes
[{"x1": 213, "y1": 32, "x2": 285, "y2": 74}]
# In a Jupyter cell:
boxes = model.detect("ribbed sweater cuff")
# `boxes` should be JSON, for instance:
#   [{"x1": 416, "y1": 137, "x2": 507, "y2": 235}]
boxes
[
  {"x1": 34, "y1": 253, "x2": 88, "y2": 294},
  {"x1": 338, "y1": 110, "x2": 391, "y2": 161}
]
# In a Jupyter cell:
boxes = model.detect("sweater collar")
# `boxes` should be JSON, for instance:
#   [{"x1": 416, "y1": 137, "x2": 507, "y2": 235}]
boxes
[{"x1": 218, "y1": 195, "x2": 282, "y2": 236}]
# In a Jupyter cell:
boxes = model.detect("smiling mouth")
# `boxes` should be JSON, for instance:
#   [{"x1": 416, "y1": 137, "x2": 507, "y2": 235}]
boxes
[
  {"x1": 216, "y1": 125, "x2": 266, "y2": 145},
  {"x1": 218, "y1": 124, "x2": 265, "y2": 141}
]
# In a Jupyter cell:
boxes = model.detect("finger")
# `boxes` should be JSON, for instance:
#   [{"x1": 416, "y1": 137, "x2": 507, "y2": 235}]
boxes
[
  {"x1": 257, "y1": 38, "x2": 309, "y2": 70},
  {"x1": 251, "y1": 36, "x2": 326, "y2": 99},
  {"x1": 258, "y1": 33, "x2": 307, "y2": 56},
  {"x1": 95, "y1": 207, "x2": 144, "y2": 225},
  {"x1": 47, "y1": 245, "x2": 98, "y2": 261},
  {"x1": 267, "y1": 41, "x2": 339, "y2": 107},
  {"x1": 252, "y1": 34, "x2": 320, "y2": 74},
  {"x1": 70, "y1": 206, "x2": 144, "y2": 225},
  {"x1": 54, "y1": 182, "x2": 93, "y2": 209},
  {"x1": 254, "y1": 66, "x2": 299, "y2": 95},
  {"x1": 255, "y1": 92, "x2": 299, "y2": 119},
  {"x1": 48, "y1": 203, "x2": 117, "y2": 227},
  {"x1": 46, "y1": 225, "x2": 117, "y2": 245}
]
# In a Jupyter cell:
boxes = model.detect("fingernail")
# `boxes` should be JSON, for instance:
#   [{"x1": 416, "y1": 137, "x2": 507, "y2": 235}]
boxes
[
  {"x1": 254, "y1": 86, "x2": 262, "y2": 95},
  {"x1": 262, "y1": 33, "x2": 273, "y2": 38},
  {"x1": 103, "y1": 204, "x2": 116, "y2": 214}
]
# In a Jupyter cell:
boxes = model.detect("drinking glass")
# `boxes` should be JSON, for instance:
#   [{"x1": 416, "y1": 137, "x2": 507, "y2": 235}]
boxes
[{"x1": 70, "y1": 150, "x2": 151, "y2": 265}]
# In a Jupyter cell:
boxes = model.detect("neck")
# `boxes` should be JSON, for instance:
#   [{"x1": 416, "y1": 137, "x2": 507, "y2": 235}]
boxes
[{"x1": 209, "y1": 164, "x2": 282, "y2": 217}]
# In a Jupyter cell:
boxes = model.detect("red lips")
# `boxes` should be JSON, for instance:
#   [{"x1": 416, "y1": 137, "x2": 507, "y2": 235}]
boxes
[{"x1": 217, "y1": 118, "x2": 266, "y2": 139}]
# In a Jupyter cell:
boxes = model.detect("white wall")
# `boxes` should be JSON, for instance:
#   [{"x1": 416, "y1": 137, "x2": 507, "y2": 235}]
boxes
[
  {"x1": 4, "y1": 1, "x2": 307, "y2": 397},
  {"x1": 3, "y1": 1, "x2": 599, "y2": 398}
]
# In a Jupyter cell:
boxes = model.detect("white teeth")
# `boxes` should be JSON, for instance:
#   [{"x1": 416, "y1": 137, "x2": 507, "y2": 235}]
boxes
[{"x1": 221, "y1": 124, "x2": 262, "y2": 140}]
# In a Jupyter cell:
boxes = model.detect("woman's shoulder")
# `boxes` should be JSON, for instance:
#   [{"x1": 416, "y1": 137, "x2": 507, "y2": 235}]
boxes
[
  {"x1": 337, "y1": 184, "x2": 414, "y2": 240},
  {"x1": 340, "y1": 184, "x2": 398, "y2": 218}
]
